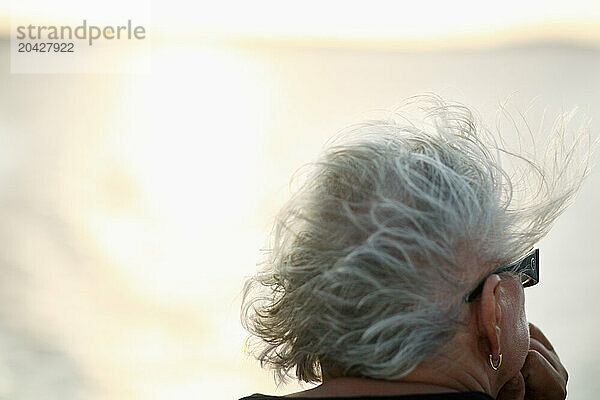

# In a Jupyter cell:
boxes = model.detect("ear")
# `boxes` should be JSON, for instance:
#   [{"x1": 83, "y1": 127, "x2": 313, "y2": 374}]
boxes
[{"x1": 477, "y1": 274, "x2": 502, "y2": 358}]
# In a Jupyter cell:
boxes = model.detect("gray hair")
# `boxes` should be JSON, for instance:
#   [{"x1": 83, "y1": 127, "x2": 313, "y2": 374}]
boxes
[{"x1": 241, "y1": 94, "x2": 595, "y2": 384}]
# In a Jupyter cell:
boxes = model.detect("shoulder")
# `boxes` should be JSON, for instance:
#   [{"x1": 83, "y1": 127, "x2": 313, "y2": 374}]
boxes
[{"x1": 238, "y1": 393, "x2": 493, "y2": 400}]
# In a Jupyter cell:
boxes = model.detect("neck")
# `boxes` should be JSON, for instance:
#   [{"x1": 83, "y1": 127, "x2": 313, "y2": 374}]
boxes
[
  {"x1": 288, "y1": 341, "x2": 499, "y2": 398},
  {"x1": 286, "y1": 376, "x2": 461, "y2": 398}
]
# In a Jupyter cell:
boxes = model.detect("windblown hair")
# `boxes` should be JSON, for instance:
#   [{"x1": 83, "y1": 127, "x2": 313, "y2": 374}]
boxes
[{"x1": 241, "y1": 94, "x2": 595, "y2": 384}]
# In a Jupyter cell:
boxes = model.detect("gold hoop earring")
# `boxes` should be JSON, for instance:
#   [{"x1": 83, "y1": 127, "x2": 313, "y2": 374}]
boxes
[{"x1": 489, "y1": 353, "x2": 502, "y2": 370}]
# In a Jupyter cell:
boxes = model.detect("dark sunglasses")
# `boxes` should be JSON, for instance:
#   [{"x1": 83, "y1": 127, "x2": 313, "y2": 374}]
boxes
[{"x1": 465, "y1": 248, "x2": 539, "y2": 302}]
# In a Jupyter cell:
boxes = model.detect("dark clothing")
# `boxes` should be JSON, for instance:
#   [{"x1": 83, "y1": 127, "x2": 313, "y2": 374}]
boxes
[{"x1": 239, "y1": 392, "x2": 494, "y2": 400}]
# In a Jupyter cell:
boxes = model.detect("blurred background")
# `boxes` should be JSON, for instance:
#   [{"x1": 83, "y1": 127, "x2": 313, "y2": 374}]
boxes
[{"x1": 0, "y1": 0, "x2": 599, "y2": 398}]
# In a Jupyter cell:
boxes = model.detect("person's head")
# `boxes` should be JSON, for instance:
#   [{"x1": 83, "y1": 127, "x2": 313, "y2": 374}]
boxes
[{"x1": 241, "y1": 95, "x2": 592, "y2": 395}]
